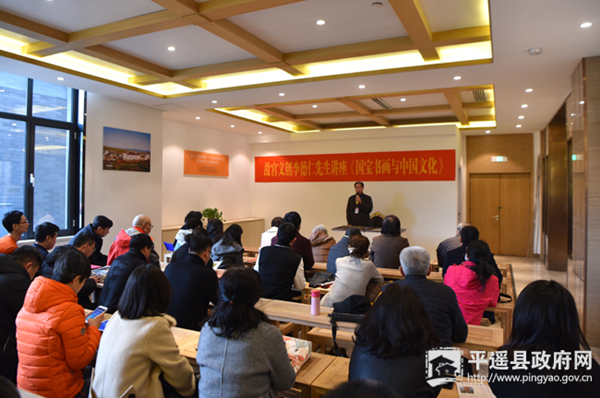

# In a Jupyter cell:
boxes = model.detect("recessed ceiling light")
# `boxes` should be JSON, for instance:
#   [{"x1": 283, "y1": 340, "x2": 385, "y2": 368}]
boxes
[
  {"x1": 230, "y1": 125, "x2": 235, "y2": 128},
  {"x1": 453, "y1": 76, "x2": 461, "y2": 80},
  {"x1": 516, "y1": 124, "x2": 522, "y2": 128},
  {"x1": 167, "y1": 46, "x2": 176, "y2": 51},
  {"x1": 312, "y1": 105, "x2": 318, "y2": 108},
  {"x1": 258, "y1": 131, "x2": 263, "y2": 134},
  {"x1": 580, "y1": 22, "x2": 592, "y2": 28},
  {"x1": 195, "y1": 117, "x2": 200, "y2": 120},
  {"x1": 316, "y1": 20, "x2": 326, "y2": 25},
  {"x1": 279, "y1": 93, "x2": 285, "y2": 96},
  {"x1": 528, "y1": 47, "x2": 543, "y2": 56},
  {"x1": 212, "y1": 100, "x2": 217, "y2": 104},
  {"x1": 358, "y1": 85, "x2": 366, "y2": 89},
  {"x1": 57, "y1": 77, "x2": 64, "y2": 81},
  {"x1": 521, "y1": 104, "x2": 528, "y2": 108},
  {"x1": 525, "y1": 88, "x2": 533, "y2": 93},
  {"x1": 485, "y1": 130, "x2": 491, "y2": 134},
  {"x1": 579, "y1": 101, "x2": 585, "y2": 104},
  {"x1": 400, "y1": 98, "x2": 407, "y2": 102},
  {"x1": 518, "y1": 116, "x2": 525, "y2": 119}
]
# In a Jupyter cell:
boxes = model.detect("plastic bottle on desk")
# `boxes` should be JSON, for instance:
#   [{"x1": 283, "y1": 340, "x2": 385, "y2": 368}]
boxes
[{"x1": 311, "y1": 289, "x2": 321, "y2": 315}]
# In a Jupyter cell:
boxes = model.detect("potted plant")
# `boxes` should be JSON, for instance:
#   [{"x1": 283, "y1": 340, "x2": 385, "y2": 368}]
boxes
[{"x1": 202, "y1": 208, "x2": 225, "y2": 223}]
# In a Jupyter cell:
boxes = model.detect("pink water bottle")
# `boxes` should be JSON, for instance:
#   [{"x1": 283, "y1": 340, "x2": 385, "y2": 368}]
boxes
[{"x1": 311, "y1": 289, "x2": 321, "y2": 315}]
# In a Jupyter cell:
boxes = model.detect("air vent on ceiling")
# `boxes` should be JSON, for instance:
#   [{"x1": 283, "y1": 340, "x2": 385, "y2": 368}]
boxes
[
  {"x1": 472, "y1": 90, "x2": 487, "y2": 102},
  {"x1": 153, "y1": 103, "x2": 184, "y2": 111},
  {"x1": 372, "y1": 98, "x2": 392, "y2": 109}
]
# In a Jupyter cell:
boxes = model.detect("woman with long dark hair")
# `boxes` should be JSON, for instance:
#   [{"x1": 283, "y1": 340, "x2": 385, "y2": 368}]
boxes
[
  {"x1": 196, "y1": 268, "x2": 295, "y2": 398},
  {"x1": 349, "y1": 283, "x2": 441, "y2": 397},
  {"x1": 443, "y1": 240, "x2": 499, "y2": 325},
  {"x1": 489, "y1": 280, "x2": 599, "y2": 397},
  {"x1": 211, "y1": 224, "x2": 245, "y2": 269},
  {"x1": 206, "y1": 219, "x2": 224, "y2": 244},
  {"x1": 369, "y1": 215, "x2": 409, "y2": 269}
]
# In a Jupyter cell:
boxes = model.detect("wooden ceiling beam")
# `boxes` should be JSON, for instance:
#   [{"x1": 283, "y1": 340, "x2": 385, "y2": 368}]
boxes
[
  {"x1": 338, "y1": 99, "x2": 391, "y2": 126},
  {"x1": 321, "y1": 116, "x2": 461, "y2": 131},
  {"x1": 25, "y1": 10, "x2": 189, "y2": 57},
  {"x1": 81, "y1": 45, "x2": 173, "y2": 79},
  {"x1": 151, "y1": 0, "x2": 199, "y2": 16},
  {"x1": 432, "y1": 26, "x2": 491, "y2": 46},
  {"x1": 198, "y1": 0, "x2": 306, "y2": 20},
  {"x1": 388, "y1": 0, "x2": 439, "y2": 61},
  {"x1": 463, "y1": 101, "x2": 494, "y2": 110},
  {"x1": 295, "y1": 111, "x2": 362, "y2": 120},
  {"x1": 259, "y1": 107, "x2": 321, "y2": 130},
  {"x1": 442, "y1": 89, "x2": 470, "y2": 126},
  {"x1": 0, "y1": 10, "x2": 67, "y2": 44}
]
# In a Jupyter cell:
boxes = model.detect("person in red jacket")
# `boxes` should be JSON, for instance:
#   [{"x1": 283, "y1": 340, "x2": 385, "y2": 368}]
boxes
[
  {"x1": 106, "y1": 214, "x2": 153, "y2": 265},
  {"x1": 444, "y1": 240, "x2": 499, "y2": 325},
  {"x1": 16, "y1": 250, "x2": 103, "y2": 398}
]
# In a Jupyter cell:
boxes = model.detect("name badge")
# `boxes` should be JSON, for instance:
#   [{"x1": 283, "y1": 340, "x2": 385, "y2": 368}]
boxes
[{"x1": 355, "y1": 207, "x2": 359, "y2": 214}]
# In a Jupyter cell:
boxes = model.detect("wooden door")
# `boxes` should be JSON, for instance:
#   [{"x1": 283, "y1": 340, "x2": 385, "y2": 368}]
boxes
[
  {"x1": 469, "y1": 173, "x2": 531, "y2": 256},
  {"x1": 499, "y1": 174, "x2": 531, "y2": 256},
  {"x1": 469, "y1": 174, "x2": 500, "y2": 254}
]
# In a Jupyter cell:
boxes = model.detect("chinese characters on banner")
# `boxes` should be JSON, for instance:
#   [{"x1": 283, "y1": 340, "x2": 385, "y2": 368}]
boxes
[
  {"x1": 255, "y1": 150, "x2": 455, "y2": 183},
  {"x1": 184, "y1": 150, "x2": 229, "y2": 177}
]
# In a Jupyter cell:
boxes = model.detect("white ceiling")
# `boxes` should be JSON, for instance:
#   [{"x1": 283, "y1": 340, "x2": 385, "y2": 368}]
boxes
[{"x1": 0, "y1": 0, "x2": 598, "y2": 137}]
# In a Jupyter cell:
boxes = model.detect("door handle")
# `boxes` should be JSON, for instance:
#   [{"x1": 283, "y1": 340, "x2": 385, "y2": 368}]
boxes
[{"x1": 492, "y1": 215, "x2": 499, "y2": 220}]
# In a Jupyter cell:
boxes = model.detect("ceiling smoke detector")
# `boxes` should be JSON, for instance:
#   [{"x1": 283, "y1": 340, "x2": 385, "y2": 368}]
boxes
[
  {"x1": 528, "y1": 47, "x2": 543, "y2": 56},
  {"x1": 372, "y1": 2, "x2": 383, "y2": 7}
]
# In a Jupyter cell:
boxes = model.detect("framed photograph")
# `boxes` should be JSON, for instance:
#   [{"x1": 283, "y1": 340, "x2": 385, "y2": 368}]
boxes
[{"x1": 103, "y1": 127, "x2": 151, "y2": 172}]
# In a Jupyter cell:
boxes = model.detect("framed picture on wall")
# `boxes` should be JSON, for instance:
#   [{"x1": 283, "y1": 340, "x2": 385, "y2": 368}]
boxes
[{"x1": 103, "y1": 127, "x2": 151, "y2": 172}]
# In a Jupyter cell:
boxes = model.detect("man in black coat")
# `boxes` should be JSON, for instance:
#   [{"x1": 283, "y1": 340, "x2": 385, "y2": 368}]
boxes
[
  {"x1": 326, "y1": 227, "x2": 362, "y2": 274},
  {"x1": 39, "y1": 232, "x2": 100, "y2": 309},
  {"x1": 165, "y1": 234, "x2": 219, "y2": 331},
  {"x1": 0, "y1": 246, "x2": 42, "y2": 383},
  {"x1": 346, "y1": 182, "x2": 373, "y2": 227},
  {"x1": 387, "y1": 246, "x2": 467, "y2": 347},
  {"x1": 98, "y1": 234, "x2": 154, "y2": 313},
  {"x1": 69, "y1": 215, "x2": 113, "y2": 265},
  {"x1": 271, "y1": 211, "x2": 314, "y2": 274},
  {"x1": 258, "y1": 223, "x2": 304, "y2": 301},
  {"x1": 32, "y1": 222, "x2": 59, "y2": 262},
  {"x1": 436, "y1": 222, "x2": 469, "y2": 269}
]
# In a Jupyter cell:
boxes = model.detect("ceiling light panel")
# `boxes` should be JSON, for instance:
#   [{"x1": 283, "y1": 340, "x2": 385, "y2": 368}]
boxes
[
  {"x1": 0, "y1": 0, "x2": 163, "y2": 33},
  {"x1": 108, "y1": 26, "x2": 255, "y2": 70},
  {"x1": 227, "y1": 0, "x2": 407, "y2": 53},
  {"x1": 420, "y1": 0, "x2": 489, "y2": 31}
]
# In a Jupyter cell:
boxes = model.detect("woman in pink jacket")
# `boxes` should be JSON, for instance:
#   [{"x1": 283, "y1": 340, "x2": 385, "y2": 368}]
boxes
[{"x1": 443, "y1": 240, "x2": 499, "y2": 325}]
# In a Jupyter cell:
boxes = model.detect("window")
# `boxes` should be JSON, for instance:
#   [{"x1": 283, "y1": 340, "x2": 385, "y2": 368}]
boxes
[{"x1": 0, "y1": 71, "x2": 84, "y2": 238}]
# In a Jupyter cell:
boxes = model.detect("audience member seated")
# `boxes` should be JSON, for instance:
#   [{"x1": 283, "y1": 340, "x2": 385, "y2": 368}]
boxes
[
  {"x1": 271, "y1": 211, "x2": 315, "y2": 273},
  {"x1": 489, "y1": 280, "x2": 600, "y2": 397},
  {"x1": 444, "y1": 240, "x2": 499, "y2": 325},
  {"x1": 369, "y1": 215, "x2": 409, "y2": 269},
  {"x1": 0, "y1": 211, "x2": 29, "y2": 255},
  {"x1": 91, "y1": 265, "x2": 196, "y2": 398},
  {"x1": 207, "y1": 218, "x2": 224, "y2": 244},
  {"x1": 69, "y1": 215, "x2": 113, "y2": 265},
  {"x1": 33, "y1": 222, "x2": 59, "y2": 262},
  {"x1": 321, "y1": 236, "x2": 383, "y2": 307},
  {"x1": 196, "y1": 267, "x2": 296, "y2": 398},
  {"x1": 257, "y1": 222, "x2": 305, "y2": 301},
  {"x1": 39, "y1": 233, "x2": 99, "y2": 309},
  {"x1": 99, "y1": 234, "x2": 155, "y2": 313},
  {"x1": 211, "y1": 223, "x2": 245, "y2": 269},
  {"x1": 174, "y1": 216, "x2": 203, "y2": 251},
  {"x1": 349, "y1": 284, "x2": 441, "y2": 398},
  {"x1": 326, "y1": 227, "x2": 362, "y2": 274},
  {"x1": 165, "y1": 234, "x2": 219, "y2": 331},
  {"x1": 442, "y1": 225, "x2": 502, "y2": 284},
  {"x1": 309, "y1": 224, "x2": 336, "y2": 263},
  {"x1": 0, "y1": 247, "x2": 42, "y2": 383},
  {"x1": 324, "y1": 380, "x2": 402, "y2": 398},
  {"x1": 260, "y1": 216, "x2": 283, "y2": 248},
  {"x1": 387, "y1": 246, "x2": 467, "y2": 347},
  {"x1": 173, "y1": 210, "x2": 203, "y2": 248},
  {"x1": 170, "y1": 227, "x2": 210, "y2": 264},
  {"x1": 16, "y1": 250, "x2": 102, "y2": 398},
  {"x1": 107, "y1": 214, "x2": 159, "y2": 266},
  {"x1": 436, "y1": 222, "x2": 469, "y2": 269}
]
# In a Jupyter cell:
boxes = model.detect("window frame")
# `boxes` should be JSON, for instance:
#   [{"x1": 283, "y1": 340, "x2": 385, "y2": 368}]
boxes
[{"x1": 0, "y1": 77, "x2": 84, "y2": 239}]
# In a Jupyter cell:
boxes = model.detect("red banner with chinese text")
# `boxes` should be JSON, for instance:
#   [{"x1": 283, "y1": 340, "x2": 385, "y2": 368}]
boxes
[{"x1": 255, "y1": 150, "x2": 455, "y2": 182}]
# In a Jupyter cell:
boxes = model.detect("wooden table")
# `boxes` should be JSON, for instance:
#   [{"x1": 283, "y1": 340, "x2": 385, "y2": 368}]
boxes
[
  {"x1": 292, "y1": 353, "x2": 335, "y2": 398},
  {"x1": 244, "y1": 246, "x2": 260, "y2": 256},
  {"x1": 312, "y1": 262, "x2": 443, "y2": 282}
]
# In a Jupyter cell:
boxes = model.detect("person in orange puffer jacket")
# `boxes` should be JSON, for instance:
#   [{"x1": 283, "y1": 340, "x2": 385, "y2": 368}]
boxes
[{"x1": 16, "y1": 249, "x2": 103, "y2": 398}]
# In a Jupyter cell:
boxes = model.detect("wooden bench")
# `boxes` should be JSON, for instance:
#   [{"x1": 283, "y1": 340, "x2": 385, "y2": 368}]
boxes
[{"x1": 307, "y1": 327, "x2": 354, "y2": 354}]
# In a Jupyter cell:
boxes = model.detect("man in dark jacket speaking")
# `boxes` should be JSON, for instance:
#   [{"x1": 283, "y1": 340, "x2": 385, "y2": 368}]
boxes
[{"x1": 346, "y1": 182, "x2": 373, "y2": 227}]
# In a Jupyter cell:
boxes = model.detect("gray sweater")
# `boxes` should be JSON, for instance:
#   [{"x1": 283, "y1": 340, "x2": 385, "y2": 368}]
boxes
[{"x1": 197, "y1": 321, "x2": 296, "y2": 398}]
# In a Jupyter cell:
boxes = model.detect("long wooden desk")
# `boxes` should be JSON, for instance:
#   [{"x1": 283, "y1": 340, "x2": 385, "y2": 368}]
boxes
[{"x1": 311, "y1": 262, "x2": 443, "y2": 282}]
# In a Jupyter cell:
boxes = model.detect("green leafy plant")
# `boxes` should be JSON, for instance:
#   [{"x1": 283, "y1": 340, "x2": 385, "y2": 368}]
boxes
[{"x1": 202, "y1": 208, "x2": 225, "y2": 223}]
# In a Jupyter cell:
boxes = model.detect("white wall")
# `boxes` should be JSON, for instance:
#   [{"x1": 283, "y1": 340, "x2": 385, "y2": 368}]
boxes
[
  {"x1": 161, "y1": 119, "x2": 252, "y2": 228},
  {"x1": 249, "y1": 125, "x2": 461, "y2": 256},
  {"x1": 85, "y1": 93, "x2": 163, "y2": 247}
]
